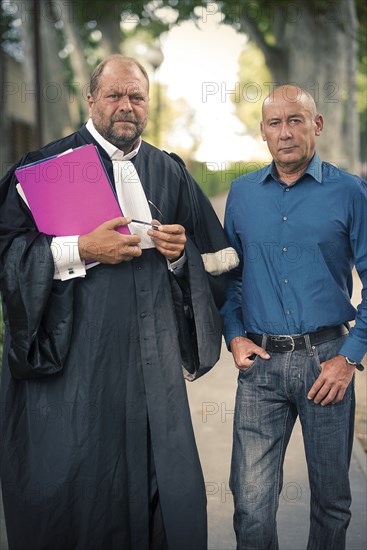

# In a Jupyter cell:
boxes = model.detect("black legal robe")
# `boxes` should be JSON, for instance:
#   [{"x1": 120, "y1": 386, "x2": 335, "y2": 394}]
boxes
[{"x1": 0, "y1": 126, "x2": 231, "y2": 550}]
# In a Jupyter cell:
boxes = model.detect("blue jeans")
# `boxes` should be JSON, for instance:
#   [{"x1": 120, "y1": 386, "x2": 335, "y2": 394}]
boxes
[{"x1": 230, "y1": 334, "x2": 355, "y2": 550}]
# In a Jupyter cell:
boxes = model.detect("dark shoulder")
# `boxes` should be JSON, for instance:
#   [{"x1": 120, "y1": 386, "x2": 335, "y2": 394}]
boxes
[
  {"x1": 1, "y1": 129, "x2": 88, "y2": 186},
  {"x1": 21, "y1": 129, "x2": 86, "y2": 165},
  {"x1": 139, "y1": 141, "x2": 183, "y2": 175}
]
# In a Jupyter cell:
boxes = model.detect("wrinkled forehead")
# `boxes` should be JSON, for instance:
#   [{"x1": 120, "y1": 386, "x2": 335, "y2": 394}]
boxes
[
  {"x1": 263, "y1": 87, "x2": 314, "y2": 118},
  {"x1": 99, "y1": 63, "x2": 149, "y2": 95},
  {"x1": 263, "y1": 98, "x2": 307, "y2": 115}
]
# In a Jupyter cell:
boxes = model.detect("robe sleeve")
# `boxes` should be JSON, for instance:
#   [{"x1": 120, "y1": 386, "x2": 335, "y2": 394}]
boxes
[
  {"x1": 169, "y1": 237, "x2": 223, "y2": 381},
  {"x1": 0, "y1": 163, "x2": 74, "y2": 379}
]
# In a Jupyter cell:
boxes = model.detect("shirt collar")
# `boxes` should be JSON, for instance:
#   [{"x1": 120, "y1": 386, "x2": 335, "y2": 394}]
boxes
[
  {"x1": 86, "y1": 118, "x2": 141, "y2": 161},
  {"x1": 304, "y1": 152, "x2": 323, "y2": 183},
  {"x1": 262, "y1": 152, "x2": 323, "y2": 185}
]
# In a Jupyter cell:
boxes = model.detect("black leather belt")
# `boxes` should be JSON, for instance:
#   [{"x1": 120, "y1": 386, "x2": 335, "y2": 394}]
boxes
[{"x1": 248, "y1": 325, "x2": 349, "y2": 353}]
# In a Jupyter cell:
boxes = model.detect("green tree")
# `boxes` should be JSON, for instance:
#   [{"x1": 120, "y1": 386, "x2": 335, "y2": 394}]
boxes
[
  {"x1": 70, "y1": 0, "x2": 367, "y2": 170},
  {"x1": 2, "y1": 0, "x2": 366, "y2": 168},
  {"x1": 217, "y1": 0, "x2": 364, "y2": 171},
  {"x1": 234, "y1": 42, "x2": 271, "y2": 138},
  {"x1": 157, "y1": 0, "x2": 363, "y2": 171}
]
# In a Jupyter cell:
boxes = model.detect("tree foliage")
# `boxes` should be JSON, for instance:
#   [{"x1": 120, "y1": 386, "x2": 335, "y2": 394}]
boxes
[
  {"x1": 234, "y1": 42, "x2": 271, "y2": 138},
  {"x1": 69, "y1": 0, "x2": 366, "y2": 166},
  {"x1": 1, "y1": 0, "x2": 366, "y2": 164}
]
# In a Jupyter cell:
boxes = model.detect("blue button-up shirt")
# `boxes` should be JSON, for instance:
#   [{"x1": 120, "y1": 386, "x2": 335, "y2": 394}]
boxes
[{"x1": 221, "y1": 153, "x2": 367, "y2": 362}]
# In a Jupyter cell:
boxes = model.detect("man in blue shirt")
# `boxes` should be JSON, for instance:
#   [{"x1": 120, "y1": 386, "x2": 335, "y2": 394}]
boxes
[{"x1": 222, "y1": 85, "x2": 367, "y2": 550}]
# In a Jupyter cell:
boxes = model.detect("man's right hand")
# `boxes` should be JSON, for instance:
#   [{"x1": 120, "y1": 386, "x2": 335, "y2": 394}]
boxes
[
  {"x1": 229, "y1": 336, "x2": 270, "y2": 370},
  {"x1": 78, "y1": 217, "x2": 142, "y2": 264}
]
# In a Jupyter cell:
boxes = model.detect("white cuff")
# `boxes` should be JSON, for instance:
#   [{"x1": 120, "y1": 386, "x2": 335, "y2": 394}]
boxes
[
  {"x1": 167, "y1": 251, "x2": 186, "y2": 274},
  {"x1": 51, "y1": 236, "x2": 86, "y2": 281}
]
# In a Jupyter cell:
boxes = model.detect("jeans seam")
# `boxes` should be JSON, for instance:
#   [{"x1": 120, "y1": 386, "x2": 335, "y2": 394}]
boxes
[
  {"x1": 284, "y1": 352, "x2": 294, "y2": 400},
  {"x1": 274, "y1": 402, "x2": 291, "y2": 531}
]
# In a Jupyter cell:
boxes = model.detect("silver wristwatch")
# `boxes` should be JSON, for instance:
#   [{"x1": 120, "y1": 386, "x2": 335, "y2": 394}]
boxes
[{"x1": 344, "y1": 356, "x2": 364, "y2": 371}]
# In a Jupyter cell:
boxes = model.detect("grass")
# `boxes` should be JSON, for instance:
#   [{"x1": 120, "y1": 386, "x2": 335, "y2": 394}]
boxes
[{"x1": 188, "y1": 159, "x2": 267, "y2": 197}]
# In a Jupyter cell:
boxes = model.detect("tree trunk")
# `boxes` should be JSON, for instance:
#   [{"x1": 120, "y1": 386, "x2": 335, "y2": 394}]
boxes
[
  {"x1": 15, "y1": 0, "x2": 75, "y2": 144},
  {"x1": 55, "y1": 0, "x2": 90, "y2": 124},
  {"x1": 0, "y1": 51, "x2": 11, "y2": 176},
  {"x1": 39, "y1": 0, "x2": 74, "y2": 143},
  {"x1": 344, "y1": 0, "x2": 360, "y2": 175},
  {"x1": 240, "y1": 0, "x2": 360, "y2": 172},
  {"x1": 98, "y1": 14, "x2": 122, "y2": 56}
]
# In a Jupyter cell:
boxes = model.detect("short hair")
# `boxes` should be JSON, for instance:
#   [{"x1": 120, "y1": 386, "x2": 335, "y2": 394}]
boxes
[{"x1": 89, "y1": 55, "x2": 150, "y2": 98}]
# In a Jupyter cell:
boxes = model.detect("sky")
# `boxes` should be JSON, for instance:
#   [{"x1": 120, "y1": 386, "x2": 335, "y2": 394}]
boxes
[{"x1": 151, "y1": 15, "x2": 270, "y2": 163}]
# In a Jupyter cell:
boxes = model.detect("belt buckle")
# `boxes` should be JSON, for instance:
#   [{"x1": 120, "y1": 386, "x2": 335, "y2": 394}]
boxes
[{"x1": 273, "y1": 335, "x2": 295, "y2": 352}]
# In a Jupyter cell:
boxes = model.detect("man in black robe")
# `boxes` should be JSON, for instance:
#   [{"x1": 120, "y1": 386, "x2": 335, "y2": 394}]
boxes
[{"x1": 0, "y1": 55, "x2": 238, "y2": 550}]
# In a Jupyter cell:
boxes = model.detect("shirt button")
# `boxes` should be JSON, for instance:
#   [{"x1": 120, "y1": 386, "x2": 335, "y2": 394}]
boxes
[
  {"x1": 282, "y1": 216, "x2": 288, "y2": 221},
  {"x1": 140, "y1": 313, "x2": 147, "y2": 318},
  {"x1": 285, "y1": 188, "x2": 290, "y2": 192},
  {"x1": 282, "y1": 247, "x2": 288, "y2": 252},
  {"x1": 286, "y1": 309, "x2": 291, "y2": 315},
  {"x1": 284, "y1": 278, "x2": 289, "y2": 284}
]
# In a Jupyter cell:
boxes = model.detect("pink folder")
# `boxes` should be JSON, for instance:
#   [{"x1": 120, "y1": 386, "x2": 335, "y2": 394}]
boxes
[{"x1": 15, "y1": 144, "x2": 130, "y2": 236}]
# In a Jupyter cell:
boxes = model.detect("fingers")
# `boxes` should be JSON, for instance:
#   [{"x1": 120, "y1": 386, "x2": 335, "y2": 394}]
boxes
[
  {"x1": 80, "y1": 218, "x2": 187, "y2": 263},
  {"x1": 148, "y1": 222, "x2": 186, "y2": 261},
  {"x1": 230, "y1": 337, "x2": 270, "y2": 371},
  {"x1": 308, "y1": 378, "x2": 347, "y2": 406},
  {"x1": 78, "y1": 218, "x2": 141, "y2": 264},
  {"x1": 105, "y1": 237, "x2": 142, "y2": 263},
  {"x1": 104, "y1": 216, "x2": 131, "y2": 229},
  {"x1": 80, "y1": 239, "x2": 142, "y2": 264},
  {"x1": 256, "y1": 347, "x2": 271, "y2": 360},
  {"x1": 120, "y1": 243, "x2": 142, "y2": 262},
  {"x1": 148, "y1": 222, "x2": 186, "y2": 241},
  {"x1": 307, "y1": 377, "x2": 324, "y2": 402},
  {"x1": 236, "y1": 346, "x2": 269, "y2": 370},
  {"x1": 307, "y1": 355, "x2": 354, "y2": 406},
  {"x1": 154, "y1": 223, "x2": 186, "y2": 235}
]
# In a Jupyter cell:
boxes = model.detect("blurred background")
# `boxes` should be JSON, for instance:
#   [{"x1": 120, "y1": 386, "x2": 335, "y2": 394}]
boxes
[{"x1": 1, "y1": 0, "x2": 366, "y2": 188}]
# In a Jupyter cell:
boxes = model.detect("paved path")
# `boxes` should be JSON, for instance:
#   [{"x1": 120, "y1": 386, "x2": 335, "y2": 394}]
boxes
[{"x1": 186, "y1": 344, "x2": 367, "y2": 550}]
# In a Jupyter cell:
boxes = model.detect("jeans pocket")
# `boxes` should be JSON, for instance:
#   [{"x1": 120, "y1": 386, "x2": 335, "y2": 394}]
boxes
[
  {"x1": 311, "y1": 334, "x2": 349, "y2": 378},
  {"x1": 311, "y1": 346, "x2": 323, "y2": 376},
  {"x1": 238, "y1": 354, "x2": 260, "y2": 377}
]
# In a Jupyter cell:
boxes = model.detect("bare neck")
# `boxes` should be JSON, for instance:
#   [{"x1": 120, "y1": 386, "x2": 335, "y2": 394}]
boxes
[
  {"x1": 279, "y1": 169, "x2": 304, "y2": 185},
  {"x1": 275, "y1": 163, "x2": 309, "y2": 185}
]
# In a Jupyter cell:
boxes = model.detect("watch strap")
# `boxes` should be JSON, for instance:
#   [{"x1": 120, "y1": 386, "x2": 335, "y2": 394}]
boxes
[{"x1": 344, "y1": 356, "x2": 364, "y2": 372}]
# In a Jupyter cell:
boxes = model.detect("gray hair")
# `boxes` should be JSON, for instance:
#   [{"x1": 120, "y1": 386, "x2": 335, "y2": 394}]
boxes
[{"x1": 89, "y1": 55, "x2": 149, "y2": 98}]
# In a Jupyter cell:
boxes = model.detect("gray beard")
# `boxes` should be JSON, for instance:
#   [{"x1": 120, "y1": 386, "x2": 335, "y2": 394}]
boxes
[{"x1": 102, "y1": 123, "x2": 144, "y2": 150}]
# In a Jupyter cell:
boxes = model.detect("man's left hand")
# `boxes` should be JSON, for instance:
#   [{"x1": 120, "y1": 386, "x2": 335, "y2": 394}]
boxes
[
  {"x1": 148, "y1": 220, "x2": 186, "y2": 261},
  {"x1": 307, "y1": 354, "x2": 355, "y2": 406}
]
